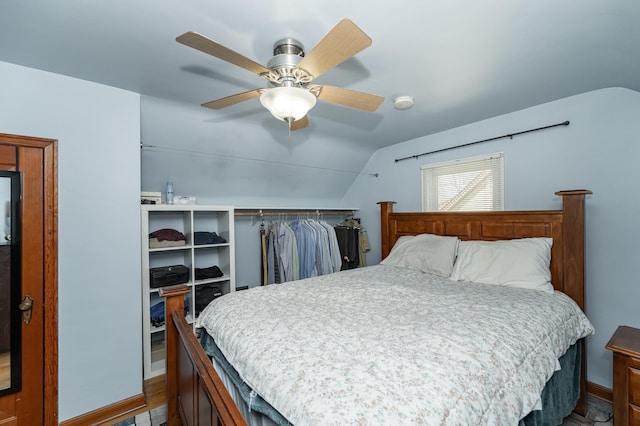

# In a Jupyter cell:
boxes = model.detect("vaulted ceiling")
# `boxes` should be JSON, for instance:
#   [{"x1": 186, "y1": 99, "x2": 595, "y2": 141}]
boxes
[{"x1": 2, "y1": 1, "x2": 639, "y2": 201}]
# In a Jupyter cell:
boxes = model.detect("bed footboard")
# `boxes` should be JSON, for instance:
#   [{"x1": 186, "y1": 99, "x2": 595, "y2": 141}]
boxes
[{"x1": 160, "y1": 285, "x2": 247, "y2": 426}]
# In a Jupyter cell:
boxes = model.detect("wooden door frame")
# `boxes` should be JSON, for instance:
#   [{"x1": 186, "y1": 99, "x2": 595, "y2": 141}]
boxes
[{"x1": 0, "y1": 133, "x2": 58, "y2": 425}]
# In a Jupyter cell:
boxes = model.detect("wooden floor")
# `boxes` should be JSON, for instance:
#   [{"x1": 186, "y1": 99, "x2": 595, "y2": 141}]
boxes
[
  {"x1": 102, "y1": 375, "x2": 166, "y2": 425},
  {"x1": 561, "y1": 395, "x2": 613, "y2": 425}
]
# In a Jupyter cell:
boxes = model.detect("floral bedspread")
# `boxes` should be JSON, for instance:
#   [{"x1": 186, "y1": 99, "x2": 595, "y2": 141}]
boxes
[{"x1": 198, "y1": 265, "x2": 594, "y2": 425}]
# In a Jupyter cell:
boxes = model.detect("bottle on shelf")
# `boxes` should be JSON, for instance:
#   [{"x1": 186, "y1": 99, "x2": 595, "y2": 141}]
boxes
[{"x1": 166, "y1": 181, "x2": 174, "y2": 205}]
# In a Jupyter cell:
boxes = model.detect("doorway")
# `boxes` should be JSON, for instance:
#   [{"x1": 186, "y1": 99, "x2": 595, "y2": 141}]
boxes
[{"x1": 0, "y1": 133, "x2": 58, "y2": 425}]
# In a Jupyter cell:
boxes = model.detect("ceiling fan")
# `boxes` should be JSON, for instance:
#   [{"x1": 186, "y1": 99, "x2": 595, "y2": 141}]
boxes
[{"x1": 176, "y1": 19, "x2": 384, "y2": 130}]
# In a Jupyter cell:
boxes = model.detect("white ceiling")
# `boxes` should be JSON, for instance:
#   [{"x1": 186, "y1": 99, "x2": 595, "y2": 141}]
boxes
[{"x1": 1, "y1": 0, "x2": 639, "y2": 200}]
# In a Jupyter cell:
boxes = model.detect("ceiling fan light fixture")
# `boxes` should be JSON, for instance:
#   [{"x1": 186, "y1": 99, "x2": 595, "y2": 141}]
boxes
[
  {"x1": 260, "y1": 87, "x2": 317, "y2": 123},
  {"x1": 179, "y1": 19, "x2": 382, "y2": 130}
]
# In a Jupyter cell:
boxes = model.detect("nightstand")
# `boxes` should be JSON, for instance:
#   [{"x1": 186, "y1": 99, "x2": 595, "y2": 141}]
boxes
[{"x1": 606, "y1": 325, "x2": 640, "y2": 425}]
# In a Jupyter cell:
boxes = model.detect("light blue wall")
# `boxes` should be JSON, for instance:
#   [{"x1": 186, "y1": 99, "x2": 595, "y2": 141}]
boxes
[
  {"x1": 0, "y1": 61, "x2": 142, "y2": 421},
  {"x1": 343, "y1": 87, "x2": 640, "y2": 388},
  {"x1": 140, "y1": 95, "x2": 371, "y2": 206},
  {"x1": 1, "y1": 55, "x2": 631, "y2": 421}
]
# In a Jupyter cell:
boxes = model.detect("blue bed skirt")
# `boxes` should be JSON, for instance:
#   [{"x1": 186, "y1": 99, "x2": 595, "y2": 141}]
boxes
[{"x1": 519, "y1": 342, "x2": 582, "y2": 426}]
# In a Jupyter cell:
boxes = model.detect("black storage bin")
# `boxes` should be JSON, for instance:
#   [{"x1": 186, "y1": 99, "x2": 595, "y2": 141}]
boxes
[
  {"x1": 149, "y1": 264, "x2": 190, "y2": 288},
  {"x1": 195, "y1": 284, "x2": 223, "y2": 315}
]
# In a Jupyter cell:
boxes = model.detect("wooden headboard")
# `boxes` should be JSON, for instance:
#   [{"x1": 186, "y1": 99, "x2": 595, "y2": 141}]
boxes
[{"x1": 378, "y1": 189, "x2": 591, "y2": 416}]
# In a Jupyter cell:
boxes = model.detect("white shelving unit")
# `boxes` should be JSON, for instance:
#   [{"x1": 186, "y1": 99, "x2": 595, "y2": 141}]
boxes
[{"x1": 141, "y1": 204, "x2": 235, "y2": 379}]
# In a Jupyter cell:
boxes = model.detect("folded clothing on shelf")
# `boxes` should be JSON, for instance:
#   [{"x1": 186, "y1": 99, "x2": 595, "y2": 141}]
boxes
[
  {"x1": 194, "y1": 231, "x2": 226, "y2": 245},
  {"x1": 150, "y1": 300, "x2": 189, "y2": 327},
  {"x1": 149, "y1": 238, "x2": 186, "y2": 248},
  {"x1": 195, "y1": 265, "x2": 224, "y2": 280},
  {"x1": 149, "y1": 228, "x2": 187, "y2": 248}
]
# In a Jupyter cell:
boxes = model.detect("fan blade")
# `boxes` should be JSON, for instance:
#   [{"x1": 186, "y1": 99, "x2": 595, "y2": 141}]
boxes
[
  {"x1": 201, "y1": 89, "x2": 264, "y2": 110},
  {"x1": 297, "y1": 19, "x2": 372, "y2": 79},
  {"x1": 316, "y1": 85, "x2": 384, "y2": 112},
  {"x1": 177, "y1": 31, "x2": 270, "y2": 75},
  {"x1": 290, "y1": 115, "x2": 309, "y2": 131}
]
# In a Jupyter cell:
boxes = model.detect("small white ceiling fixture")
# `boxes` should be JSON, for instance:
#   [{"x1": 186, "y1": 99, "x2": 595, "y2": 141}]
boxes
[{"x1": 394, "y1": 96, "x2": 414, "y2": 110}]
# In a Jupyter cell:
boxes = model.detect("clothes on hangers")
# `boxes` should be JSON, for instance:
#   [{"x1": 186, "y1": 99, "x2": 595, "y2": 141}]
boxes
[
  {"x1": 334, "y1": 218, "x2": 370, "y2": 270},
  {"x1": 334, "y1": 226, "x2": 359, "y2": 270},
  {"x1": 292, "y1": 219, "x2": 316, "y2": 279},
  {"x1": 260, "y1": 222, "x2": 268, "y2": 286},
  {"x1": 263, "y1": 218, "x2": 343, "y2": 284}
]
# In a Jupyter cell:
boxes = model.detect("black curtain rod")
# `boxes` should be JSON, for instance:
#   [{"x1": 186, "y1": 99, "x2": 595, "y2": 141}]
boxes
[{"x1": 394, "y1": 120, "x2": 570, "y2": 163}]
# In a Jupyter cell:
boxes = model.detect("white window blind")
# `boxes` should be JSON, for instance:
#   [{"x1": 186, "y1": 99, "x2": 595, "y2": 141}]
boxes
[{"x1": 421, "y1": 153, "x2": 504, "y2": 212}]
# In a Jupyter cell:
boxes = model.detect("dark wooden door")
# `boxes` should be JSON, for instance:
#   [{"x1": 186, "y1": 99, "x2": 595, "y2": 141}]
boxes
[{"x1": 0, "y1": 134, "x2": 57, "y2": 425}]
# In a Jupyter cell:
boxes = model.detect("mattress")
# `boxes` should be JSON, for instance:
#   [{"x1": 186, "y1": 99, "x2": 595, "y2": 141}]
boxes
[{"x1": 198, "y1": 264, "x2": 594, "y2": 425}]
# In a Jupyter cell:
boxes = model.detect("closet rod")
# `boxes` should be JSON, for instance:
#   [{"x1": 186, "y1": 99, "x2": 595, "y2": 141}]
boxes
[
  {"x1": 235, "y1": 209, "x2": 357, "y2": 218},
  {"x1": 394, "y1": 120, "x2": 570, "y2": 163}
]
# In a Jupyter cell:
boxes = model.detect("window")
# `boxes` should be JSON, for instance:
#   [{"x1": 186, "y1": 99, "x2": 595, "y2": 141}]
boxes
[{"x1": 421, "y1": 153, "x2": 504, "y2": 212}]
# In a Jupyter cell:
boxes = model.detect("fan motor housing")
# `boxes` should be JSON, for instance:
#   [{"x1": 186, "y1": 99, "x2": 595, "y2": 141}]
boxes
[
  {"x1": 267, "y1": 38, "x2": 304, "y2": 70},
  {"x1": 273, "y1": 38, "x2": 305, "y2": 56},
  {"x1": 265, "y1": 38, "x2": 313, "y2": 86}
]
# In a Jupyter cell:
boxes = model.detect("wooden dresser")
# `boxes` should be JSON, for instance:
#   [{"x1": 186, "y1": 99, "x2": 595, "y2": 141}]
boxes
[{"x1": 606, "y1": 325, "x2": 640, "y2": 425}]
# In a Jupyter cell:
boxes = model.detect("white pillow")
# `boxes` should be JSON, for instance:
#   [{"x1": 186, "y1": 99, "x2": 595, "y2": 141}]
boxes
[
  {"x1": 381, "y1": 233, "x2": 459, "y2": 277},
  {"x1": 450, "y1": 238, "x2": 554, "y2": 292}
]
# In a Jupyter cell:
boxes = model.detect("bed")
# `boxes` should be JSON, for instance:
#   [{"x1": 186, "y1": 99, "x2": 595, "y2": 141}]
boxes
[{"x1": 160, "y1": 189, "x2": 592, "y2": 426}]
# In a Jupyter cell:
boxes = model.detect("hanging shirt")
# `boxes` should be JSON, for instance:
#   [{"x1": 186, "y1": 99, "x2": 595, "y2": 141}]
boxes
[
  {"x1": 320, "y1": 220, "x2": 342, "y2": 273},
  {"x1": 266, "y1": 224, "x2": 276, "y2": 284},
  {"x1": 308, "y1": 220, "x2": 332, "y2": 276},
  {"x1": 276, "y1": 221, "x2": 294, "y2": 282},
  {"x1": 282, "y1": 221, "x2": 300, "y2": 281},
  {"x1": 291, "y1": 220, "x2": 317, "y2": 279},
  {"x1": 359, "y1": 228, "x2": 371, "y2": 267},
  {"x1": 334, "y1": 225, "x2": 359, "y2": 270}
]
